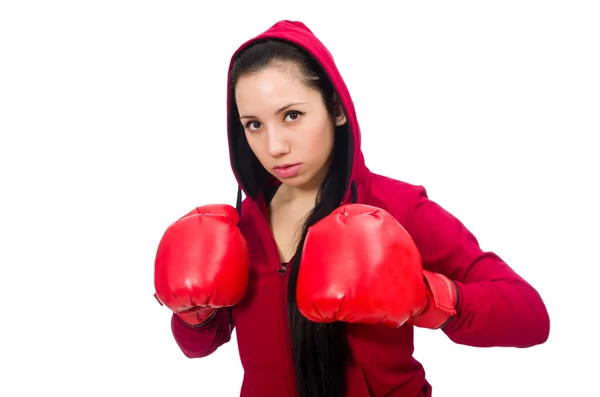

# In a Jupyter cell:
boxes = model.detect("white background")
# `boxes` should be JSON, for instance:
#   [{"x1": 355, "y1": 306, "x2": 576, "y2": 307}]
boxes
[{"x1": 1, "y1": 1, "x2": 598, "y2": 396}]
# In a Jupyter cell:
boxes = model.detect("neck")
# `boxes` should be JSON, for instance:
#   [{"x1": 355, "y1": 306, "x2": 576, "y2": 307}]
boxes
[
  {"x1": 279, "y1": 165, "x2": 331, "y2": 205},
  {"x1": 276, "y1": 184, "x2": 319, "y2": 206}
]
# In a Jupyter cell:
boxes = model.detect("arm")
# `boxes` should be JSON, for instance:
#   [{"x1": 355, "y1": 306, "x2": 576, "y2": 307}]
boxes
[
  {"x1": 171, "y1": 309, "x2": 233, "y2": 358},
  {"x1": 405, "y1": 186, "x2": 550, "y2": 348}
]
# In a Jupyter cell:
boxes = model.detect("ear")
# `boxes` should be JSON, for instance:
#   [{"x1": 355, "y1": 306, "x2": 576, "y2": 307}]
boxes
[{"x1": 333, "y1": 97, "x2": 347, "y2": 126}]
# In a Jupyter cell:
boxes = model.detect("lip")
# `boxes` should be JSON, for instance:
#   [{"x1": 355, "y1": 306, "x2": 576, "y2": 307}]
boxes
[{"x1": 273, "y1": 163, "x2": 302, "y2": 178}]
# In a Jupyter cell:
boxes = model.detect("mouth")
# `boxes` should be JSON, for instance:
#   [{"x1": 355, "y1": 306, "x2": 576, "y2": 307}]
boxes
[
  {"x1": 274, "y1": 163, "x2": 301, "y2": 170},
  {"x1": 272, "y1": 163, "x2": 302, "y2": 178}
]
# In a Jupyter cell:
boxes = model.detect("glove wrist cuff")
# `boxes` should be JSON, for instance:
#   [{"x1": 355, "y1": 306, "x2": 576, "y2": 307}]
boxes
[
  {"x1": 176, "y1": 308, "x2": 218, "y2": 328},
  {"x1": 410, "y1": 270, "x2": 458, "y2": 329}
]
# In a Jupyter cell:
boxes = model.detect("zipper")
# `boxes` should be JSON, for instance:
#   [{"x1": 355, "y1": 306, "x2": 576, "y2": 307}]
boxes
[
  {"x1": 276, "y1": 262, "x2": 288, "y2": 275},
  {"x1": 278, "y1": 259, "x2": 297, "y2": 396},
  {"x1": 255, "y1": 202, "x2": 297, "y2": 395},
  {"x1": 275, "y1": 255, "x2": 296, "y2": 394}
]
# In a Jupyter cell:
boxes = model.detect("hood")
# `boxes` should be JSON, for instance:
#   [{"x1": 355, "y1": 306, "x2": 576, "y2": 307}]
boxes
[{"x1": 226, "y1": 20, "x2": 369, "y2": 206}]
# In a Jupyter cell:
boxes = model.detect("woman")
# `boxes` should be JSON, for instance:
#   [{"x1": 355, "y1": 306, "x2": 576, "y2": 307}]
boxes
[{"x1": 153, "y1": 20, "x2": 550, "y2": 397}]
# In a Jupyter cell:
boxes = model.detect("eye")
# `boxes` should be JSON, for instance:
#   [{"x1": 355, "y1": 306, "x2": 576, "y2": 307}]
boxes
[
  {"x1": 284, "y1": 110, "x2": 304, "y2": 122},
  {"x1": 244, "y1": 120, "x2": 262, "y2": 132}
]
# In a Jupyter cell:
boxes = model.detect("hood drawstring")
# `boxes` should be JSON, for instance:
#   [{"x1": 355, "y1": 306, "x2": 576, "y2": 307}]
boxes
[
  {"x1": 350, "y1": 180, "x2": 358, "y2": 204},
  {"x1": 235, "y1": 185, "x2": 243, "y2": 226},
  {"x1": 227, "y1": 185, "x2": 244, "y2": 333}
]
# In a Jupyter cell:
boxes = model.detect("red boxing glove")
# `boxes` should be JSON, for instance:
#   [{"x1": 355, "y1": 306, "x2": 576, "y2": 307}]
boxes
[
  {"x1": 297, "y1": 204, "x2": 457, "y2": 329},
  {"x1": 154, "y1": 204, "x2": 250, "y2": 326},
  {"x1": 408, "y1": 270, "x2": 457, "y2": 329}
]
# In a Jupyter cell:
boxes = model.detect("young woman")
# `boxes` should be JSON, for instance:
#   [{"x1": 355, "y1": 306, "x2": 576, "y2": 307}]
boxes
[{"x1": 153, "y1": 20, "x2": 550, "y2": 397}]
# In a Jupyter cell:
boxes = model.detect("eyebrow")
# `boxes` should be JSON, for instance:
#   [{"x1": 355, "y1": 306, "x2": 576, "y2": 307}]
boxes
[{"x1": 239, "y1": 102, "x2": 307, "y2": 119}]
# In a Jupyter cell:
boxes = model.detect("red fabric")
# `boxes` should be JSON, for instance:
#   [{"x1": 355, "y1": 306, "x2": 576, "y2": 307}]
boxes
[{"x1": 170, "y1": 20, "x2": 550, "y2": 396}]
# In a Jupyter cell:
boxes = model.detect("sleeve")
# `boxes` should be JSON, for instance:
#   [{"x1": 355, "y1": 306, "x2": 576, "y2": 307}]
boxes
[
  {"x1": 171, "y1": 309, "x2": 233, "y2": 358},
  {"x1": 405, "y1": 186, "x2": 550, "y2": 348}
]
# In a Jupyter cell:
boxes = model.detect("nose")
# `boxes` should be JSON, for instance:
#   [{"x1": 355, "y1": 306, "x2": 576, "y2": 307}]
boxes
[{"x1": 266, "y1": 127, "x2": 290, "y2": 157}]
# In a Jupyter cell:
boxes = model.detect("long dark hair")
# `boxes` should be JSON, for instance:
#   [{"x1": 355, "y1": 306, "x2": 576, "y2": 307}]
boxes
[{"x1": 230, "y1": 40, "x2": 351, "y2": 397}]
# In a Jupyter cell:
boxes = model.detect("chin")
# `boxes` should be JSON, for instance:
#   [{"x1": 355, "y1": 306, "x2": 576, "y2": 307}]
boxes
[
  {"x1": 270, "y1": 172, "x2": 303, "y2": 186},
  {"x1": 277, "y1": 177, "x2": 305, "y2": 188},
  {"x1": 281, "y1": 174, "x2": 323, "y2": 191}
]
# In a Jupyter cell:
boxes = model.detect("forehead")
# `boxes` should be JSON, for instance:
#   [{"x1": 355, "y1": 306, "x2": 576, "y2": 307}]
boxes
[{"x1": 235, "y1": 65, "x2": 317, "y2": 112}]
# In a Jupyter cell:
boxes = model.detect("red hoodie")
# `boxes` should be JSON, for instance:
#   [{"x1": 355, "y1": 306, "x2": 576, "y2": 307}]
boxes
[{"x1": 170, "y1": 20, "x2": 550, "y2": 396}]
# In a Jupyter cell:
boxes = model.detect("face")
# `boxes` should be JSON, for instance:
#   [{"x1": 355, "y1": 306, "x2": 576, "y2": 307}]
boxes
[{"x1": 235, "y1": 63, "x2": 346, "y2": 192}]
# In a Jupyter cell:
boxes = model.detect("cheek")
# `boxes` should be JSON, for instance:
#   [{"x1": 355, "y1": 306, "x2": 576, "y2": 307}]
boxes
[{"x1": 305, "y1": 122, "x2": 335, "y2": 159}]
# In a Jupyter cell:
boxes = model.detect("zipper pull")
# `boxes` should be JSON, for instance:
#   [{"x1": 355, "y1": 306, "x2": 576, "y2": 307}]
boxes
[{"x1": 276, "y1": 262, "x2": 288, "y2": 275}]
